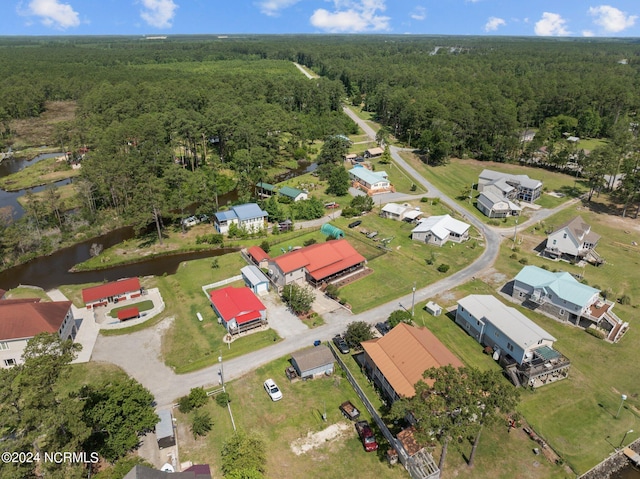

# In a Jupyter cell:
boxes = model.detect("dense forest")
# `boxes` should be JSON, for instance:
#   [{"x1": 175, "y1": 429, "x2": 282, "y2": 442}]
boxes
[{"x1": 1, "y1": 35, "x2": 639, "y2": 268}]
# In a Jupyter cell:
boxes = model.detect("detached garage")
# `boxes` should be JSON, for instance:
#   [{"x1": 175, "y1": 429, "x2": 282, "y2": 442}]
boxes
[
  {"x1": 156, "y1": 409, "x2": 175, "y2": 449},
  {"x1": 291, "y1": 345, "x2": 335, "y2": 379},
  {"x1": 241, "y1": 265, "x2": 270, "y2": 295}
]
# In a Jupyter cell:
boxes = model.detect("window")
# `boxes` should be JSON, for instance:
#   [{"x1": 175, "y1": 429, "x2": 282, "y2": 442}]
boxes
[
  {"x1": 0, "y1": 342, "x2": 9, "y2": 351},
  {"x1": 4, "y1": 358, "x2": 16, "y2": 367},
  {"x1": 507, "y1": 342, "x2": 514, "y2": 352},
  {"x1": 553, "y1": 239, "x2": 557, "y2": 245},
  {"x1": 476, "y1": 320, "x2": 481, "y2": 326},
  {"x1": 563, "y1": 233, "x2": 567, "y2": 239},
  {"x1": 560, "y1": 309, "x2": 565, "y2": 316},
  {"x1": 494, "y1": 331, "x2": 500, "y2": 338}
]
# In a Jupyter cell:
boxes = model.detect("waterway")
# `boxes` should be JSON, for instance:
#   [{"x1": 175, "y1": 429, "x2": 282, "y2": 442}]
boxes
[
  {"x1": 0, "y1": 152, "x2": 67, "y2": 220},
  {"x1": 612, "y1": 466, "x2": 640, "y2": 479}
]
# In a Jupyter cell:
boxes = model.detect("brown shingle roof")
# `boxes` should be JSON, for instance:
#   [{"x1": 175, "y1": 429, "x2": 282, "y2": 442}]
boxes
[
  {"x1": 0, "y1": 301, "x2": 71, "y2": 340},
  {"x1": 555, "y1": 216, "x2": 600, "y2": 244},
  {"x1": 362, "y1": 323, "x2": 463, "y2": 399}
]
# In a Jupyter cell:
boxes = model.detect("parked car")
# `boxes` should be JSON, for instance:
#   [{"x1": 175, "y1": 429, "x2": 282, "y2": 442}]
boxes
[
  {"x1": 263, "y1": 378, "x2": 283, "y2": 401},
  {"x1": 197, "y1": 213, "x2": 209, "y2": 223},
  {"x1": 375, "y1": 321, "x2": 390, "y2": 336},
  {"x1": 348, "y1": 220, "x2": 362, "y2": 228},
  {"x1": 324, "y1": 202, "x2": 339, "y2": 209},
  {"x1": 181, "y1": 215, "x2": 199, "y2": 228},
  {"x1": 332, "y1": 335, "x2": 350, "y2": 354}
]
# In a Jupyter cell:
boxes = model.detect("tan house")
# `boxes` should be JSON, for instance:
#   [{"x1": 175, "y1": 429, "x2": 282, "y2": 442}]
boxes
[
  {"x1": 0, "y1": 298, "x2": 76, "y2": 368},
  {"x1": 361, "y1": 323, "x2": 463, "y2": 403}
]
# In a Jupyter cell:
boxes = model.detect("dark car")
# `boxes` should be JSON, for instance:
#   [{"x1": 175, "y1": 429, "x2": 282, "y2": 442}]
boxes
[
  {"x1": 333, "y1": 335, "x2": 350, "y2": 354},
  {"x1": 348, "y1": 220, "x2": 362, "y2": 229},
  {"x1": 375, "y1": 321, "x2": 390, "y2": 336}
]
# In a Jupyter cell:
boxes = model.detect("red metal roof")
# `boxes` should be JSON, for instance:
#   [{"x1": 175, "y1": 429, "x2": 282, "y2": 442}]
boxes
[
  {"x1": 209, "y1": 286, "x2": 266, "y2": 325},
  {"x1": 117, "y1": 307, "x2": 139, "y2": 321},
  {"x1": 0, "y1": 300, "x2": 72, "y2": 341},
  {"x1": 248, "y1": 245, "x2": 270, "y2": 262},
  {"x1": 272, "y1": 240, "x2": 365, "y2": 280},
  {"x1": 82, "y1": 278, "x2": 141, "y2": 304}
]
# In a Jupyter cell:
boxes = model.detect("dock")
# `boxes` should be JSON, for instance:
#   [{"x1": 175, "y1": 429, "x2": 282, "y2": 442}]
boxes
[{"x1": 623, "y1": 447, "x2": 640, "y2": 466}]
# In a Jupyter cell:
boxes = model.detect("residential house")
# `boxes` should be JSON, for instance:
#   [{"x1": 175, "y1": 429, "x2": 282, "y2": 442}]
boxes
[
  {"x1": 268, "y1": 239, "x2": 366, "y2": 289},
  {"x1": 411, "y1": 214, "x2": 470, "y2": 246},
  {"x1": 255, "y1": 182, "x2": 275, "y2": 199},
  {"x1": 544, "y1": 216, "x2": 602, "y2": 264},
  {"x1": 278, "y1": 186, "x2": 308, "y2": 202},
  {"x1": 477, "y1": 169, "x2": 542, "y2": 203},
  {"x1": 241, "y1": 265, "x2": 270, "y2": 295},
  {"x1": 290, "y1": 345, "x2": 334, "y2": 378},
  {"x1": 209, "y1": 286, "x2": 267, "y2": 335},
  {"x1": 364, "y1": 147, "x2": 384, "y2": 158},
  {"x1": 81, "y1": 277, "x2": 142, "y2": 309},
  {"x1": 380, "y1": 203, "x2": 422, "y2": 222},
  {"x1": 348, "y1": 167, "x2": 394, "y2": 195},
  {"x1": 246, "y1": 245, "x2": 270, "y2": 269},
  {"x1": 520, "y1": 130, "x2": 536, "y2": 142},
  {"x1": 476, "y1": 190, "x2": 522, "y2": 218},
  {"x1": 512, "y1": 265, "x2": 628, "y2": 342},
  {"x1": 0, "y1": 299, "x2": 77, "y2": 368},
  {"x1": 214, "y1": 203, "x2": 268, "y2": 235},
  {"x1": 455, "y1": 295, "x2": 570, "y2": 387},
  {"x1": 361, "y1": 323, "x2": 463, "y2": 403}
]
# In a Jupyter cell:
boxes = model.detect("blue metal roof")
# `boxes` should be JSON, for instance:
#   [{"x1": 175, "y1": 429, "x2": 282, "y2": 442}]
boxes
[
  {"x1": 515, "y1": 265, "x2": 599, "y2": 307},
  {"x1": 349, "y1": 167, "x2": 389, "y2": 185},
  {"x1": 232, "y1": 203, "x2": 268, "y2": 221},
  {"x1": 214, "y1": 210, "x2": 237, "y2": 222}
]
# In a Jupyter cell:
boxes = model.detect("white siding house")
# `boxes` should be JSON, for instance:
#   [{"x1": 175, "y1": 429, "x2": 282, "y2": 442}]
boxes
[{"x1": 411, "y1": 214, "x2": 470, "y2": 246}]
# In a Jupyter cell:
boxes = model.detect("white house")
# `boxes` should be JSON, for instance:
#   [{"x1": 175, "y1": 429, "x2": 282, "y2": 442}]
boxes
[
  {"x1": 544, "y1": 216, "x2": 602, "y2": 263},
  {"x1": 0, "y1": 299, "x2": 77, "y2": 368},
  {"x1": 241, "y1": 265, "x2": 270, "y2": 295},
  {"x1": 214, "y1": 203, "x2": 268, "y2": 235},
  {"x1": 278, "y1": 186, "x2": 308, "y2": 202},
  {"x1": 476, "y1": 190, "x2": 522, "y2": 218},
  {"x1": 380, "y1": 203, "x2": 421, "y2": 221},
  {"x1": 411, "y1": 214, "x2": 470, "y2": 246}
]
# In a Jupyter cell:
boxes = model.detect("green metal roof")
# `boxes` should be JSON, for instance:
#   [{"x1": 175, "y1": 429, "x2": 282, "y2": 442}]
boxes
[
  {"x1": 256, "y1": 182, "x2": 275, "y2": 191},
  {"x1": 278, "y1": 186, "x2": 304, "y2": 198}
]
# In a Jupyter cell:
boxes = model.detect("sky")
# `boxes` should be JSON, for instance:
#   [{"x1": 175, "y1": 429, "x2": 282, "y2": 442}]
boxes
[{"x1": 1, "y1": 0, "x2": 640, "y2": 37}]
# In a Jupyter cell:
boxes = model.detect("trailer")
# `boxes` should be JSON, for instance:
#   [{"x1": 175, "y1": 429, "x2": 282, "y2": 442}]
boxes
[{"x1": 339, "y1": 400, "x2": 361, "y2": 421}]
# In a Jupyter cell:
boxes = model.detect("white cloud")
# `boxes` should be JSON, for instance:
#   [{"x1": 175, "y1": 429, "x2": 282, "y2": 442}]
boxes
[
  {"x1": 257, "y1": 0, "x2": 301, "y2": 17},
  {"x1": 22, "y1": 0, "x2": 80, "y2": 29},
  {"x1": 582, "y1": 30, "x2": 595, "y2": 37},
  {"x1": 311, "y1": 0, "x2": 390, "y2": 33},
  {"x1": 139, "y1": 0, "x2": 178, "y2": 29},
  {"x1": 588, "y1": 5, "x2": 637, "y2": 33},
  {"x1": 484, "y1": 16, "x2": 505, "y2": 32},
  {"x1": 534, "y1": 12, "x2": 570, "y2": 36},
  {"x1": 411, "y1": 6, "x2": 426, "y2": 21}
]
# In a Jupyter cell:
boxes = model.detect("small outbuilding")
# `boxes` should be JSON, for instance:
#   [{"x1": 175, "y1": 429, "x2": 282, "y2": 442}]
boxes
[
  {"x1": 291, "y1": 345, "x2": 335, "y2": 379},
  {"x1": 241, "y1": 265, "x2": 270, "y2": 295},
  {"x1": 156, "y1": 409, "x2": 175, "y2": 449},
  {"x1": 117, "y1": 307, "x2": 139, "y2": 321},
  {"x1": 425, "y1": 301, "x2": 442, "y2": 317}
]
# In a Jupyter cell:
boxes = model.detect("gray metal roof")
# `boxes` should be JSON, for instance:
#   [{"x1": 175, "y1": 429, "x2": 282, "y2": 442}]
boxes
[
  {"x1": 291, "y1": 345, "x2": 334, "y2": 373},
  {"x1": 458, "y1": 295, "x2": 555, "y2": 350},
  {"x1": 155, "y1": 409, "x2": 174, "y2": 440},
  {"x1": 241, "y1": 265, "x2": 269, "y2": 286}
]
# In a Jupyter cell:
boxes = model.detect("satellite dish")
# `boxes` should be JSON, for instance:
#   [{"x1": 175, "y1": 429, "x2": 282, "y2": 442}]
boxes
[{"x1": 161, "y1": 463, "x2": 174, "y2": 472}]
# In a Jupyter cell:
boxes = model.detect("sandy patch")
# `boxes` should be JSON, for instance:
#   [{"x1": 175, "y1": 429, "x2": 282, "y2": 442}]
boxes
[{"x1": 290, "y1": 422, "x2": 352, "y2": 455}]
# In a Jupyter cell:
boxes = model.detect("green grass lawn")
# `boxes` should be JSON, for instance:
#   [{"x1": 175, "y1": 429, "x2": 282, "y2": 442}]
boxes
[
  {"x1": 108, "y1": 300, "x2": 154, "y2": 318},
  {"x1": 4, "y1": 286, "x2": 51, "y2": 301}
]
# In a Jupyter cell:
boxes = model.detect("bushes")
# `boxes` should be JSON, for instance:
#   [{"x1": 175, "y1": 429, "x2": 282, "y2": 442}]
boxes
[
  {"x1": 216, "y1": 392, "x2": 230, "y2": 407},
  {"x1": 178, "y1": 387, "x2": 209, "y2": 413},
  {"x1": 191, "y1": 411, "x2": 213, "y2": 438},
  {"x1": 196, "y1": 233, "x2": 224, "y2": 245},
  {"x1": 618, "y1": 294, "x2": 631, "y2": 305},
  {"x1": 585, "y1": 328, "x2": 605, "y2": 340},
  {"x1": 437, "y1": 263, "x2": 450, "y2": 273}
]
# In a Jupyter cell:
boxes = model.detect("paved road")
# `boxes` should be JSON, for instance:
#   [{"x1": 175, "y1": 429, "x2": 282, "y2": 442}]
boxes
[{"x1": 93, "y1": 106, "x2": 506, "y2": 407}]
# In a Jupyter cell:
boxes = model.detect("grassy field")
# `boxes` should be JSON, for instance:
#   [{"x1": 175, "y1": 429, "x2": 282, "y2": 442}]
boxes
[
  {"x1": 3, "y1": 286, "x2": 51, "y2": 301},
  {"x1": 9, "y1": 101, "x2": 77, "y2": 151},
  {"x1": 108, "y1": 299, "x2": 154, "y2": 318},
  {"x1": 415, "y1": 193, "x2": 640, "y2": 474},
  {"x1": 0, "y1": 155, "x2": 80, "y2": 190},
  {"x1": 17, "y1": 183, "x2": 82, "y2": 210},
  {"x1": 397, "y1": 154, "x2": 587, "y2": 225}
]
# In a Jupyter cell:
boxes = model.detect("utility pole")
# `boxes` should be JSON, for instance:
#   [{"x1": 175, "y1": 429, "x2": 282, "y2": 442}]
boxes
[
  {"x1": 512, "y1": 218, "x2": 518, "y2": 249},
  {"x1": 411, "y1": 282, "x2": 416, "y2": 318}
]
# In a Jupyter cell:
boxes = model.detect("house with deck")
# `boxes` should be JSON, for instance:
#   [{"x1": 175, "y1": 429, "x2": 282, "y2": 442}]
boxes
[
  {"x1": 348, "y1": 167, "x2": 394, "y2": 195},
  {"x1": 361, "y1": 323, "x2": 463, "y2": 403},
  {"x1": 214, "y1": 203, "x2": 268, "y2": 235},
  {"x1": 512, "y1": 265, "x2": 628, "y2": 343},
  {"x1": 476, "y1": 190, "x2": 522, "y2": 218},
  {"x1": 543, "y1": 216, "x2": 603, "y2": 264},
  {"x1": 0, "y1": 298, "x2": 77, "y2": 368},
  {"x1": 478, "y1": 169, "x2": 542, "y2": 204},
  {"x1": 209, "y1": 286, "x2": 267, "y2": 335},
  {"x1": 82, "y1": 278, "x2": 142, "y2": 309},
  {"x1": 268, "y1": 239, "x2": 366, "y2": 289},
  {"x1": 411, "y1": 214, "x2": 470, "y2": 246},
  {"x1": 455, "y1": 295, "x2": 570, "y2": 387}
]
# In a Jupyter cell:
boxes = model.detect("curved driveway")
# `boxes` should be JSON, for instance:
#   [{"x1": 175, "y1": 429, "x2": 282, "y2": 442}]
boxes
[{"x1": 92, "y1": 108, "x2": 504, "y2": 407}]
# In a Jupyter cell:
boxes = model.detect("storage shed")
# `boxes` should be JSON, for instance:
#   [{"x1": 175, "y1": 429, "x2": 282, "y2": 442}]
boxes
[
  {"x1": 156, "y1": 409, "x2": 175, "y2": 449},
  {"x1": 425, "y1": 301, "x2": 442, "y2": 317},
  {"x1": 241, "y1": 265, "x2": 270, "y2": 295},
  {"x1": 291, "y1": 345, "x2": 335, "y2": 379}
]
